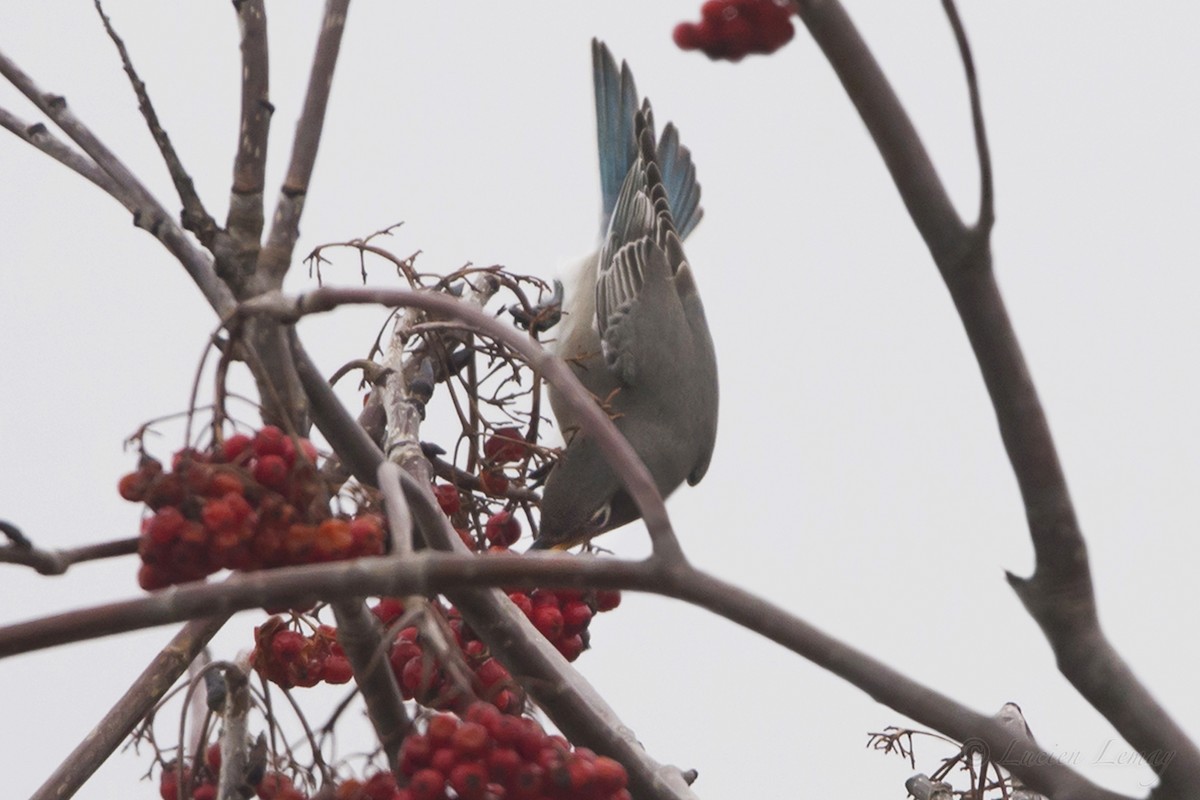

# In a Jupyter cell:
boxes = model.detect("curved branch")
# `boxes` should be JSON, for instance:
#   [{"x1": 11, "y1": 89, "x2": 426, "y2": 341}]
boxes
[{"x1": 0, "y1": 551, "x2": 1135, "y2": 800}]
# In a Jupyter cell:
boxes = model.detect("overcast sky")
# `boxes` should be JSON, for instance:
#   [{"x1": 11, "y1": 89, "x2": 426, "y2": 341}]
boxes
[{"x1": 3, "y1": 2, "x2": 1200, "y2": 798}]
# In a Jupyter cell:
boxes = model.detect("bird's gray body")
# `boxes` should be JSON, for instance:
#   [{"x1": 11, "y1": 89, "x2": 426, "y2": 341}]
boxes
[{"x1": 535, "y1": 41, "x2": 718, "y2": 548}]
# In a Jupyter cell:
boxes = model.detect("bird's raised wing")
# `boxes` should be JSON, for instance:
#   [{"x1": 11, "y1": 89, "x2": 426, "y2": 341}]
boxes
[
  {"x1": 594, "y1": 108, "x2": 696, "y2": 387},
  {"x1": 593, "y1": 40, "x2": 703, "y2": 241}
]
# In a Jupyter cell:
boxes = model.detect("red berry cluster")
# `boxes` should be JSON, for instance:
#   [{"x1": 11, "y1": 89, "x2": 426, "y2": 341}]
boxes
[
  {"x1": 251, "y1": 616, "x2": 354, "y2": 689},
  {"x1": 397, "y1": 703, "x2": 630, "y2": 800},
  {"x1": 120, "y1": 426, "x2": 385, "y2": 590},
  {"x1": 372, "y1": 597, "x2": 526, "y2": 714},
  {"x1": 674, "y1": 0, "x2": 796, "y2": 61},
  {"x1": 331, "y1": 770, "x2": 405, "y2": 800},
  {"x1": 510, "y1": 587, "x2": 621, "y2": 663},
  {"x1": 256, "y1": 772, "x2": 313, "y2": 800},
  {"x1": 157, "y1": 743, "x2": 228, "y2": 800}
]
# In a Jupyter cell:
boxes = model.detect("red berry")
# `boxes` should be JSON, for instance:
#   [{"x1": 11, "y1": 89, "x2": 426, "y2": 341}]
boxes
[
  {"x1": 464, "y1": 701, "x2": 503, "y2": 732},
  {"x1": 138, "y1": 563, "x2": 172, "y2": 591},
  {"x1": 220, "y1": 434, "x2": 254, "y2": 464},
  {"x1": 433, "y1": 483, "x2": 461, "y2": 516},
  {"x1": 206, "y1": 741, "x2": 222, "y2": 770},
  {"x1": 452, "y1": 721, "x2": 490, "y2": 759},
  {"x1": 561, "y1": 601, "x2": 593, "y2": 636},
  {"x1": 531, "y1": 606, "x2": 564, "y2": 640},
  {"x1": 202, "y1": 497, "x2": 237, "y2": 532},
  {"x1": 407, "y1": 768, "x2": 445, "y2": 800},
  {"x1": 321, "y1": 655, "x2": 353, "y2": 684},
  {"x1": 430, "y1": 747, "x2": 457, "y2": 776},
  {"x1": 486, "y1": 747, "x2": 522, "y2": 783},
  {"x1": 252, "y1": 425, "x2": 288, "y2": 457},
  {"x1": 271, "y1": 630, "x2": 306, "y2": 662},
  {"x1": 401, "y1": 657, "x2": 437, "y2": 697},
  {"x1": 485, "y1": 511, "x2": 522, "y2": 547},
  {"x1": 281, "y1": 435, "x2": 318, "y2": 467},
  {"x1": 483, "y1": 427, "x2": 527, "y2": 463},
  {"x1": 360, "y1": 771, "x2": 399, "y2": 800},
  {"x1": 256, "y1": 772, "x2": 295, "y2": 800},
  {"x1": 673, "y1": 22, "x2": 701, "y2": 50},
  {"x1": 372, "y1": 597, "x2": 406, "y2": 624},
  {"x1": 594, "y1": 590, "x2": 622, "y2": 612},
  {"x1": 489, "y1": 713, "x2": 525, "y2": 747},
  {"x1": 555, "y1": 634, "x2": 585, "y2": 662},
  {"x1": 398, "y1": 734, "x2": 433, "y2": 776},
  {"x1": 593, "y1": 756, "x2": 628, "y2": 793},
  {"x1": 253, "y1": 454, "x2": 290, "y2": 491},
  {"x1": 510, "y1": 762, "x2": 544, "y2": 799},
  {"x1": 426, "y1": 713, "x2": 458, "y2": 747},
  {"x1": 349, "y1": 514, "x2": 385, "y2": 554},
  {"x1": 208, "y1": 470, "x2": 246, "y2": 498},
  {"x1": 565, "y1": 757, "x2": 598, "y2": 796},
  {"x1": 118, "y1": 471, "x2": 148, "y2": 502},
  {"x1": 192, "y1": 784, "x2": 217, "y2": 800},
  {"x1": 448, "y1": 763, "x2": 489, "y2": 800},
  {"x1": 508, "y1": 592, "x2": 533, "y2": 618},
  {"x1": 475, "y1": 657, "x2": 509, "y2": 688},
  {"x1": 159, "y1": 764, "x2": 191, "y2": 800}
]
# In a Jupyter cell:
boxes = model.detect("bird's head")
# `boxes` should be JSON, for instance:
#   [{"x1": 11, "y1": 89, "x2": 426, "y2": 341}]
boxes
[{"x1": 531, "y1": 438, "x2": 640, "y2": 550}]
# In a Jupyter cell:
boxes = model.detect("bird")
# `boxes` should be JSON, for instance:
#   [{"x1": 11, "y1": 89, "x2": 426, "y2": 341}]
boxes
[{"x1": 530, "y1": 40, "x2": 718, "y2": 550}]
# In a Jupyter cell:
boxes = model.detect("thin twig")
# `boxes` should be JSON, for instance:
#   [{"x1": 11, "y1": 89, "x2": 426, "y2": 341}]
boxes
[
  {"x1": 939, "y1": 0, "x2": 994, "y2": 235},
  {"x1": 0, "y1": 48, "x2": 232, "y2": 313},
  {"x1": 94, "y1": 0, "x2": 218, "y2": 243}
]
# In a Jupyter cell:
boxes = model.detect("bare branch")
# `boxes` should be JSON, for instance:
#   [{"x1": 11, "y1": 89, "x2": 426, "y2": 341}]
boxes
[
  {"x1": 216, "y1": 663, "x2": 250, "y2": 800},
  {"x1": 0, "y1": 106, "x2": 122, "y2": 196},
  {"x1": 0, "y1": 548, "x2": 1136, "y2": 800},
  {"x1": 0, "y1": 536, "x2": 137, "y2": 575},
  {"x1": 227, "y1": 0, "x2": 271, "y2": 245},
  {"x1": 94, "y1": 0, "x2": 218, "y2": 243},
  {"x1": 29, "y1": 617, "x2": 226, "y2": 800},
  {"x1": 259, "y1": 0, "x2": 350, "y2": 285},
  {"x1": 328, "y1": 600, "x2": 411, "y2": 773},
  {"x1": 378, "y1": 461, "x2": 414, "y2": 557}
]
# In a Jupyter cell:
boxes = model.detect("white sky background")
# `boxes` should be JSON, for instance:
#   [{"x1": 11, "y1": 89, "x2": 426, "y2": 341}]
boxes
[{"x1": 2, "y1": 2, "x2": 1199, "y2": 797}]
